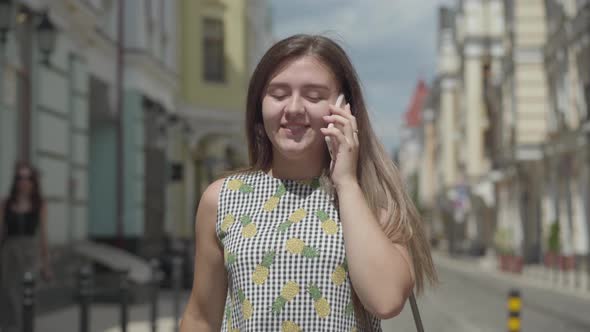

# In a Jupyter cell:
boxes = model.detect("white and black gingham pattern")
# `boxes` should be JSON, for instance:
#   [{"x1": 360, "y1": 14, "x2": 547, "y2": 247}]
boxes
[{"x1": 216, "y1": 170, "x2": 382, "y2": 331}]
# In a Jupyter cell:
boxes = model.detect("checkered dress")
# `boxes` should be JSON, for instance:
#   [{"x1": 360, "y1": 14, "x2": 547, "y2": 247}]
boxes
[{"x1": 217, "y1": 170, "x2": 382, "y2": 331}]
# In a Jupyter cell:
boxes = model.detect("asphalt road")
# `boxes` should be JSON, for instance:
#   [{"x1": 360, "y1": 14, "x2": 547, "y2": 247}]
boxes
[
  {"x1": 383, "y1": 255, "x2": 590, "y2": 332},
  {"x1": 34, "y1": 254, "x2": 590, "y2": 331}
]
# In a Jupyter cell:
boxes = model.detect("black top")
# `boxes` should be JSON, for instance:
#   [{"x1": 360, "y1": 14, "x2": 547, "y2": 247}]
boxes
[{"x1": 3, "y1": 204, "x2": 40, "y2": 237}]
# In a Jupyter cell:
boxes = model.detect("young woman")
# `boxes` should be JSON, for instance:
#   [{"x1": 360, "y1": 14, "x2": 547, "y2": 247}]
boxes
[
  {"x1": 181, "y1": 34, "x2": 437, "y2": 331},
  {"x1": 0, "y1": 162, "x2": 51, "y2": 331}
]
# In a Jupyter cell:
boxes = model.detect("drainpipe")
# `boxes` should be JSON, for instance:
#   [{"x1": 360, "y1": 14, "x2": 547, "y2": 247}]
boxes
[
  {"x1": 116, "y1": 0, "x2": 125, "y2": 248},
  {"x1": 21, "y1": 10, "x2": 33, "y2": 163}
]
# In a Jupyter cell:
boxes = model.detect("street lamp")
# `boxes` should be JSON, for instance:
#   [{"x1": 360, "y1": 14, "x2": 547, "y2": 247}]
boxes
[
  {"x1": 36, "y1": 11, "x2": 57, "y2": 65},
  {"x1": 167, "y1": 113, "x2": 179, "y2": 126},
  {"x1": 0, "y1": 0, "x2": 14, "y2": 46}
]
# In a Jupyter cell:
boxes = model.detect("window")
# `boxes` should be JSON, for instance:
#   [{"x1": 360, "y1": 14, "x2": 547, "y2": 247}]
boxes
[{"x1": 203, "y1": 18, "x2": 225, "y2": 83}]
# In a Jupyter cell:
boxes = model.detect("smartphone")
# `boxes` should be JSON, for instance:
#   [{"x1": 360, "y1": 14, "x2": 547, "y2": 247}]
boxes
[{"x1": 325, "y1": 94, "x2": 345, "y2": 159}]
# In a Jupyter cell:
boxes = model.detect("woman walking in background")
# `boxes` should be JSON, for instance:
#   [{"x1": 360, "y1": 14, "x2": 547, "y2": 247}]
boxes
[
  {"x1": 181, "y1": 34, "x2": 437, "y2": 331},
  {"x1": 0, "y1": 162, "x2": 52, "y2": 331}
]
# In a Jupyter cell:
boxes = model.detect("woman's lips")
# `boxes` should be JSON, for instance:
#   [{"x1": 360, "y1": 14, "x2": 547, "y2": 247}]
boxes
[{"x1": 281, "y1": 124, "x2": 309, "y2": 136}]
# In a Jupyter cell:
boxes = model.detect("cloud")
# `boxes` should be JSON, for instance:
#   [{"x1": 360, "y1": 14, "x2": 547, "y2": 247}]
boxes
[
  {"x1": 271, "y1": 0, "x2": 454, "y2": 152},
  {"x1": 274, "y1": 1, "x2": 444, "y2": 48}
]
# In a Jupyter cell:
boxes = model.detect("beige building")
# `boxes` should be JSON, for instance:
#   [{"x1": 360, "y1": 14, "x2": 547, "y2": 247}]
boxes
[
  {"x1": 418, "y1": 97, "x2": 439, "y2": 216},
  {"x1": 435, "y1": 7, "x2": 460, "y2": 195},
  {"x1": 543, "y1": 0, "x2": 589, "y2": 264},
  {"x1": 490, "y1": 0, "x2": 551, "y2": 262},
  {"x1": 171, "y1": 0, "x2": 272, "y2": 239},
  {"x1": 430, "y1": 0, "x2": 590, "y2": 266},
  {"x1": 432, "y1": 7, "x2": 463, "y2": 250},
  {"x1": 430, "y1": 1, "x2": 505, "y2": 254}
]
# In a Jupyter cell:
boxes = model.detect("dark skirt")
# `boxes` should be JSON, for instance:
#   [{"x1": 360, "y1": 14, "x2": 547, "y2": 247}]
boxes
[{"x1": 0, "y1": 236, "x2": 38, "y2": 329}]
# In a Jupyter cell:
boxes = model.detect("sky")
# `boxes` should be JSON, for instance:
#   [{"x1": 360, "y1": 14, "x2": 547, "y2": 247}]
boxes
[{"x1": 271, "y1": 0, "x2": 454, "y2": 155}]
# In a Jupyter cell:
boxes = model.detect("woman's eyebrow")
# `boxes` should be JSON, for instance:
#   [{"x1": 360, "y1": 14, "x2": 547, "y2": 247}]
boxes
[
  {"x1": 267, "y1": 83, "x2": 331, "y2": 91},
  {"x1": 301, "y1": 84, "x2": 330, "y2": 91},
  {"x1": 267, "y1": 82, "x2": 290, "y2": 90}
]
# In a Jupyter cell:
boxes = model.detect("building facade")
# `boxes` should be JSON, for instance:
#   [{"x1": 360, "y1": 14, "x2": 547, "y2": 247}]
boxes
[
  {"x1": 0, "y1": 0, "x2": 180, "y2": 255},
  {"x1": 428, "y1": 1, "x2": 506, "y2": 254},
  {"x1": 172, "y1": 0, "x2": 273, "y2": 239},
  {"x1": 427, "y1": 0, "x2": 590, "y2": 272},
  {"x1": 543, "y1": 0, "x2": 589, "y2": 270},
  {"x1": 492, "y1": 0, "x2": 550, "y2": 263}
]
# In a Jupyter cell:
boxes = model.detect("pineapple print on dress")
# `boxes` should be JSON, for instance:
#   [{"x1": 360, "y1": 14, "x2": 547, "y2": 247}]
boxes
[
  {"x1": 227, "y1": 178, "x2": 254, "y2": 193},
  {"x1": 237, "y1": 289, "x2": 253, "y2": 320},
  {"x1": 225, "y1": 304, "x2": 239, "y2": 332},
  {"x1": 263, "y1": 183, "x2": 286, "y2": 211},
  {"x1": 252, "y1": 251, "x2": 275, "y2": 285},
  {"x1": 224, "y1": 248, "x2": 237, "y2": 266},
  {"x1": 295, "y1": 177, "x2": 320, "y2": 189},
  {"x1": 282, "y1": 321, "x2": 302, "y2": 332},
  {"x1": 315, "y1": 210, "x2": 339, "y2": 235},
  {"x1": 285, "y1": 238, "x2": 319, "y2": 258},
  {"x1": 277, "y1": 208, "x2": 307, "y2": 233},
  {"x1": 272, "y1": 281, "x2": 300, "y2": 314},
  {"x1": 240, "y1": 215, "x2": 257, "y2": 238},
  {"x1": 307, "y1": 284, "x2": 331, "y2": 318},
  {"x1": 345, "y1": 301, "x2": 354, "y2": 316},
  {"x1": 332, "y1": 259, "x2": 348, "y2": 286},
  {"x1": 220, "y1": 214, "x2": 236, "y2": 240}
]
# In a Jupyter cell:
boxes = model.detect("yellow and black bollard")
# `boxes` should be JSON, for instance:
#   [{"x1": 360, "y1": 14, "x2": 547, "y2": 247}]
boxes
[{"x1": 507, "y1": 289, "x2": 522, "y2": 332}]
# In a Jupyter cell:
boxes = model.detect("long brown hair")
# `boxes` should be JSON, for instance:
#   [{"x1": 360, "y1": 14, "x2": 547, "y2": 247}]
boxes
[
  {"x1": 243, "y1": 34, "x2": 437, "y2": 323},
  {"x1": 6, "y1": 161, "x2": 44, "y2": 214}
]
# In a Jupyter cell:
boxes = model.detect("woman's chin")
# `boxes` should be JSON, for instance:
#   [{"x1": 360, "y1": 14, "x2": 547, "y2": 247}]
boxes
[{"x1": 276, "y1": 142, "x2": 318, "y2": 159}]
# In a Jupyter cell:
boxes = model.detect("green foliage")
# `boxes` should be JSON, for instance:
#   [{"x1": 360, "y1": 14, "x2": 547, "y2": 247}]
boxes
[
  {"x1": 493, "y1": 226, "x2": 514, "y2": 255},
  {"x1": 547, "y1": 221, "x2": 560, "y2": 253}
]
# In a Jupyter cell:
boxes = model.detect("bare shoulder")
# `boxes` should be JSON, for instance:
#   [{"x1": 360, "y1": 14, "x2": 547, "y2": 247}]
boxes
[
  {"x1": 194, "y1": 178, "x2": 227, "y2": 232},
  {"x1": 198, "y1": 178, "x2": 226, "y2": 211}
]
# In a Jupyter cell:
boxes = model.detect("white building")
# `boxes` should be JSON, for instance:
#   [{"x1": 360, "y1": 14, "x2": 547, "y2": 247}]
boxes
[{"x1": 0, "y1": 0, "x2": 179, "y2": 252}]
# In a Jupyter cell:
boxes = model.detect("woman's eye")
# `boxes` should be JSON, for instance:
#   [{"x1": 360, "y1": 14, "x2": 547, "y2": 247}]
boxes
[
  {"x1": 306, "y1": 94, "x2": 323, "y2": 102},
  {"x1": 271, "y1": 94, "x2": 287, "y2": 100},
  {"x1": 268, "y1": 89, "x2": 289, "y2": 100}
]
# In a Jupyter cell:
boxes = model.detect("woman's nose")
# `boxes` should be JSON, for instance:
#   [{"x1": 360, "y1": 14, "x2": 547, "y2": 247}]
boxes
[{"x1": 285, "y1": 95, "x2": 305, "y2": 115}]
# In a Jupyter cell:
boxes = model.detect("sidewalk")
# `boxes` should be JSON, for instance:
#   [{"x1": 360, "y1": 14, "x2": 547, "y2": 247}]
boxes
[
  {"x1": 35, "y1": 291, "x2": 190, "y2": 332},
  {"x1": 433, "y1": 250, "x2": 590, "y2": 301},
  {"x1": 522, "y1": 262, "x2": 590, "y2": 292}
]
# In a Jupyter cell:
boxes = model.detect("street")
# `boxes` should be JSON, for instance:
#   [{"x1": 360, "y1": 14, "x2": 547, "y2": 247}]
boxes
[
  {"x1": 35, "y1": 253, "x2": 590, "y2": 332},
  {"x1": 387, "y1": 254, "x2": 590, "y2": 332},
  {"x1": 1, "y1": 0, "x2": 589, "y2": 331}
]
